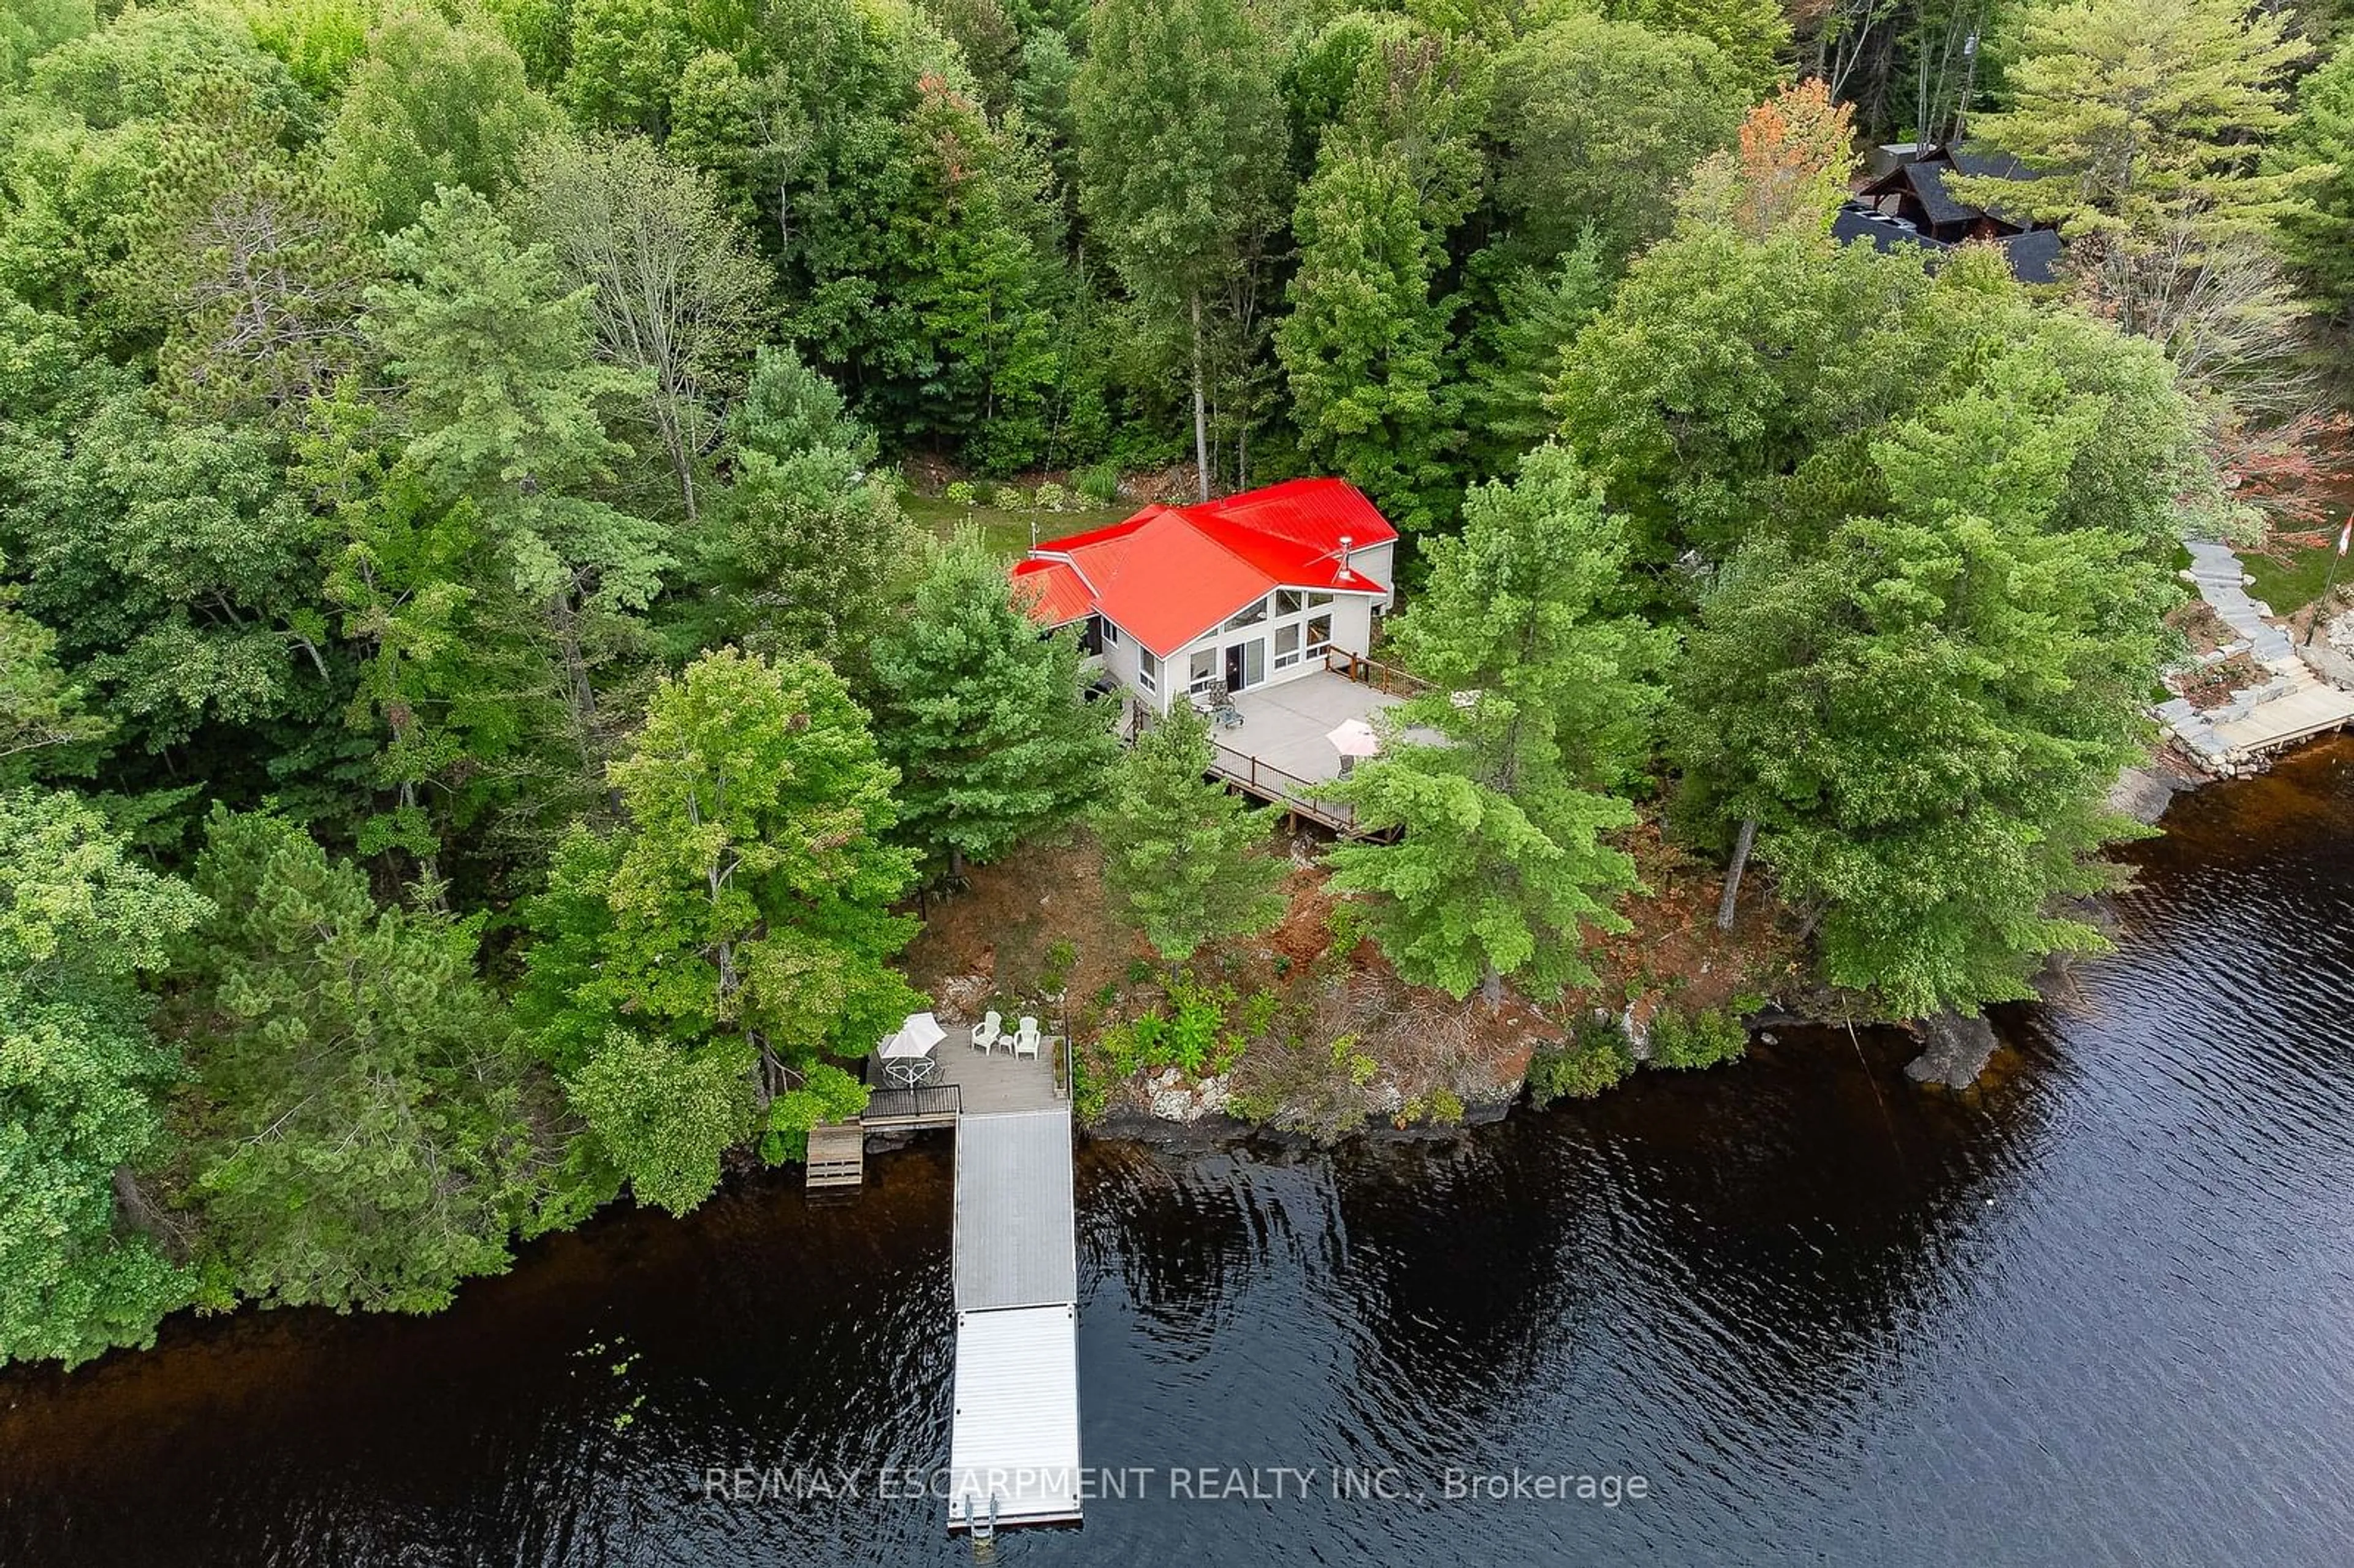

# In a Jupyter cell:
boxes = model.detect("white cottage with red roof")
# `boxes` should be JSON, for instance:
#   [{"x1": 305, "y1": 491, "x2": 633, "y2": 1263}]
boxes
[{"x1": 1010, "y1": 478, "x2": 1398, "y2": 714}]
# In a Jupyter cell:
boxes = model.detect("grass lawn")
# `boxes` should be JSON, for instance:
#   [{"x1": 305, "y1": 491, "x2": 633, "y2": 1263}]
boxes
[
  {"x1": 2244, "y1": 537, "x2": 2348, "y2": 616},
  {"x1": 901, "y1": 492, "x2": 1132, "y2": 562}
]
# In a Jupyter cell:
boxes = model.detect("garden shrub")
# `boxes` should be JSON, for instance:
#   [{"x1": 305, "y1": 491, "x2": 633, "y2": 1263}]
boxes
[{"x1": 1075, "y1": 461, "x2": 1119, "y2": 504}]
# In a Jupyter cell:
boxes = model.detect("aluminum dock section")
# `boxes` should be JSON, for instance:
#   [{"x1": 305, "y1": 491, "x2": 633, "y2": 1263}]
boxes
[{"x1": 945, "y1": 1106, "x2": 1081, "y2": 1533}]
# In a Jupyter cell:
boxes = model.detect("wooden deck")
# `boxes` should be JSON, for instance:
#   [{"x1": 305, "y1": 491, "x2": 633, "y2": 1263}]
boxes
[
  {"x1": 807, "y1": 1025, "x2": 1066, "y2": 1190},
  {"x1": 1206, "y1": 660, "x2": 1441, "y2": 836},
  {"x1": 931, "y1": 1032, "x2": 1066, "y2": 1113}
]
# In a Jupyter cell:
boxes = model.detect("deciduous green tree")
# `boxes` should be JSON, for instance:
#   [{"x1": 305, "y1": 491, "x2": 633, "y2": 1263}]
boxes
[
  {"x1": 519, "y1": 133, "x2": 769, "y2": 520},
  {"x1": 520, "y1": 649, "x2": 919, "y2": 1211},
  {"x1": 1669, "y1": 340, "x2": 2181, "y2": 1015},
  {"x1": 1488, "y1": 15, "x2": 1745, "y2": 270},
  {"x1": 1075, "y1": 0, "x2": 1286, "y2": 498},
  {"x1": 0, "y1": 560, "x2": 109, "y2": 787},
  {"x1": 323, "y1": 6, "x2": 560, "y2": 234},
  {"x1": 0, "y1": 788, "x2": 206, "y2": 1368}
]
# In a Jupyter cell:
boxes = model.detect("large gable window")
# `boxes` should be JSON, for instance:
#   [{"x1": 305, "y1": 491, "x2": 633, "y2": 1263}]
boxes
[{"x1": 1222, "y1": 596, "x2": 1268, "y2": 631}]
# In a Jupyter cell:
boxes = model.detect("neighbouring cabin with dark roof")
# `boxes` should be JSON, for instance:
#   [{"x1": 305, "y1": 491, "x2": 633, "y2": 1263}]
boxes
[
  {"x1": 1858, "y1": 142, "x2": 2035, "y2": 243},
  {"x1": 1843, "y1": 142, "x2": 2065, "y2": 285}
]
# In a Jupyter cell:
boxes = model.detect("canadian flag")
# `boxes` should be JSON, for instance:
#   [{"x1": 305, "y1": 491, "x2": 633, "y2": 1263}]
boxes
[{"x1": 2340, "y1": 516, "x2": 2353, "y2": 557}]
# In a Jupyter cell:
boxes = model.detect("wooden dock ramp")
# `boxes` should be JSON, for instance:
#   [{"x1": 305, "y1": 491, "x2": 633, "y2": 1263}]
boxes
[{"x1": 803, "y1": 1124, "x2": 864, "y2": 1190}]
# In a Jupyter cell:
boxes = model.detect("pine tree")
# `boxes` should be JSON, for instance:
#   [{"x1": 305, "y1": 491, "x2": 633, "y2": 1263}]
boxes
[
  {"x1": 1098, "y1": 703, "x2": 1288, "y2": 965},
  {"x1": 1276, "y1": 146, "x2": 1457, "y2": 532},
  {"x1": 687, "y1": 347, "x2": 921, "y2": 676},
  {"x1": 1324, "y1": 449, "x2": 1659, "y2": 1005},
  {"x1": 169, "y1": 808, "x2": 533, "y2": 1314},
  {"x1": 364, "y1": 185, "x2": 669, "y2": 815},
  {"x1": 2272, "y1": 36, "x2": 2354, "y2": 322},
  {"x1": 1956, "y1": 0, "x2": 2322, "y2": 395},
  {"x1": 869, "y1": 531, "x2": 1118, "y2": 877}
]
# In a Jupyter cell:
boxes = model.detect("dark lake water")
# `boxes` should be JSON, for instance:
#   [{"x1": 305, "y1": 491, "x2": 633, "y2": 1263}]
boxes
[{"x1": 6, "y1": 740, "x2": 2353, "y2": 1567}]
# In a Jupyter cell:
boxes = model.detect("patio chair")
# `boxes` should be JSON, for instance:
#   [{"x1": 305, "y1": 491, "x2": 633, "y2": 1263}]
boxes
[
  {"x1": 1013, "y1": 1017, "x2": 1041, "y2": 1059},
  {"x1": 970, "y1": 1010, "x2": 1002, "y2": 1052}
]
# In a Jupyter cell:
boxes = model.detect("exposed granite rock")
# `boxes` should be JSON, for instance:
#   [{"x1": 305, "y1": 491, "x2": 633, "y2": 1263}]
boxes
[
  {"x1": 2108, "y1": 764, "x2": 2193, "y2": 826},
  {"x1": 1904, "y1": 1011, "x2": 1998, "y2": 1089}
]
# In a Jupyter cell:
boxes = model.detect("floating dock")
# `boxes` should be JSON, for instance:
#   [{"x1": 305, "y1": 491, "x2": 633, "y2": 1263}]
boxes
[
  {"x1": 947, "y1": 1106, "x2": 1081, "y2": 1533},
  {"x1": 811, "y1": 1039, "x2": 1081, "y2": 1536}
]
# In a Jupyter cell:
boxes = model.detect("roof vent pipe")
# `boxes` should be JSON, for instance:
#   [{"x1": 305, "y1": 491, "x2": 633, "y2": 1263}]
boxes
[{"x1": 1338, "y1": 534, "x2": 1353, "y2": 577}]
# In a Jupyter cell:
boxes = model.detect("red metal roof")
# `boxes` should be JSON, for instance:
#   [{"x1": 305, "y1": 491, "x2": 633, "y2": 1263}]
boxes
[
  {"x1": 1014, "y1": 479, "x2": 1397, "y2": 657},
  {"x1": 1008, "y1": 558, "x2": 1094, "y2": 627}
]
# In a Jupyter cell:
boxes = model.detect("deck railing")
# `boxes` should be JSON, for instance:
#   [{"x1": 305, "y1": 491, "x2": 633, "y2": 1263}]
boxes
[
  {"x1": 1207, "y1": 740, "x2": 1362, "y2": 835},
  {"x1": 860, "y1": 1082, "x2": 962, "y2": 1128},
  {"x1": 1322, "y1": 647, "x2": 1433, "y2": 698}
]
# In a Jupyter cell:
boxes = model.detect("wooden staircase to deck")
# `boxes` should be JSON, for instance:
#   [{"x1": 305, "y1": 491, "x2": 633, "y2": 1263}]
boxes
[{"x1": 805, "y1": 1123, "x2": 866, "y2": 1190}]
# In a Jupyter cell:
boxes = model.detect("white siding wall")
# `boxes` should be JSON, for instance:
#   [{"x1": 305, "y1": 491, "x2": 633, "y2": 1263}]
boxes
[
  {"x1": 1347, "y1": 542, "x2": 1397, "y2": 609},
  {"x1": 1095, "y1": 615, "x2": 1140, "y2": 691},
  {"x1": 1160, "y1": 591, "x2": 1381, "y2": 705}
]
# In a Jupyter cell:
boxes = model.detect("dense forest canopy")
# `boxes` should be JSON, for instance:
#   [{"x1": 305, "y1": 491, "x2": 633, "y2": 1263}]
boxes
[{"x1": 4, "y1": 0, "x2": 2349, "y2": 1368}]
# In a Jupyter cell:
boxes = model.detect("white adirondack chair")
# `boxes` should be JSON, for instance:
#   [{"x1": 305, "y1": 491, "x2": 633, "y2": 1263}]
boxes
[
  {"x1": 970, "y1": 1010, "x2": 1002, "y2": 1052},
  {"x1": 1013, "y1": 1016, "x2": 1041, "y2": 1059}
]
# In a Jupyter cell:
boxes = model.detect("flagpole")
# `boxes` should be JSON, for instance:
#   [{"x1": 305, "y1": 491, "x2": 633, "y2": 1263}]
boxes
[{"x1": 2306, "y1": 516, "x2": 2351, "y2": 648}]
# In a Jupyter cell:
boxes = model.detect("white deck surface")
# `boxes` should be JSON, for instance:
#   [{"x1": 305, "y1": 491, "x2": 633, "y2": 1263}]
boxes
[
  {"x1": 1218, "y1": 670, "x2": 1414, "y2": 787},
  {"x1": 947, "y1": 1304, "x2": 1083, "y2": 1529}
]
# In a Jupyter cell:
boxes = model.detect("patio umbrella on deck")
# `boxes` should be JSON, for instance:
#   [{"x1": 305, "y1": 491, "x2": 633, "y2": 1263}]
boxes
[
  {"x1": 878, "y1": 1011, "x2": 947, "y2": 1087},
  {"x1": 882, "y1": 1011, "x2": 947, "y2": 1057},
  {"x1": 1327, "y1": 718, "x2": 1381, "y2": 778}
]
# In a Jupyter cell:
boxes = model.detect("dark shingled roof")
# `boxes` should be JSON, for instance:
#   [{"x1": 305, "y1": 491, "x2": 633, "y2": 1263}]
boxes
[
  {"x1": 1997, "y1": 227, "x2": 2065, "y2": 285},
  {"x1": 1939, "y1": 142, "x2": 2037, "y2": 226},
  {"x1": 1833, "y1": 202, "x2": 2069, "y2": 286},
  {"x1": 1903, "y1": 160, "x2": 1976, "y2": 228},
  {"x1": 1832, "y1": 205, "x2": 1951, "y2": 258}
]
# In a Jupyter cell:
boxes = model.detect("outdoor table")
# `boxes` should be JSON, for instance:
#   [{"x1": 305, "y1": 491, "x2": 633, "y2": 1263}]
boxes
[
  {"x1": 879, "y1": 1010, "x2": 948, "y2": 1090},
  {"x1": 884, "y1": 1054, "x2": 936, "y2": 1087}
]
